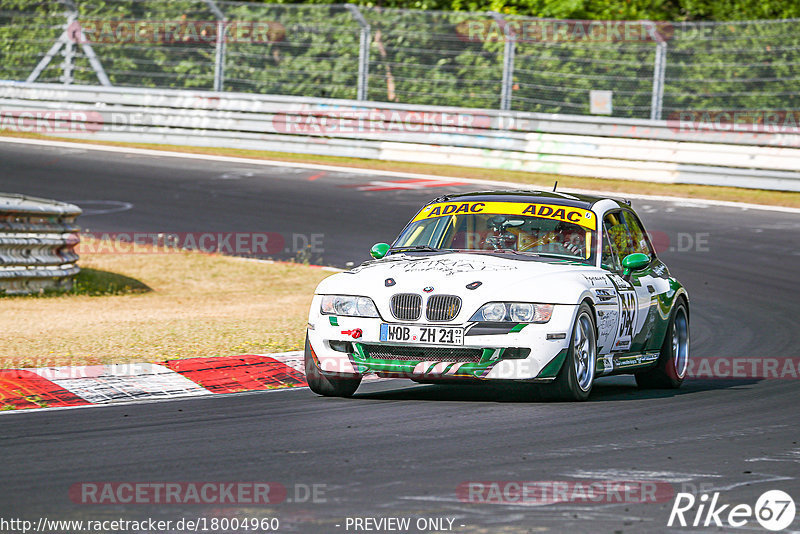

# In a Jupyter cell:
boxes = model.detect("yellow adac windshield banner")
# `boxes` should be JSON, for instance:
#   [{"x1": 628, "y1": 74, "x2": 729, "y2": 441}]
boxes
[{"x1": 412, "y1": 201, "x2": 597, "y2": 231}]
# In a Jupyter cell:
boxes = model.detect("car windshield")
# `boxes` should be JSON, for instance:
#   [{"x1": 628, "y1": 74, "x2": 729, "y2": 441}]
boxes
[{"x1": 393, "y1": 201, "x2": 598, "y2": 264}]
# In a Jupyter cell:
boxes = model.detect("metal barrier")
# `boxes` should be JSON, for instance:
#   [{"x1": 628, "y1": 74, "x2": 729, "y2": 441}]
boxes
[
  {"x1": 0, "y1": 193, "x2": 81, "y2": 295},
  {"x1": 2, "y1": 82, "x2": 800, "y2": 192}
]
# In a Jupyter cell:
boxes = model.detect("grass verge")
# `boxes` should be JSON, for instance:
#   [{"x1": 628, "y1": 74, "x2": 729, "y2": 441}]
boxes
[
  {"x1": 2, "y1": 130, "x2": 799, "y2": 209},
  {"x1": 0, "y1": 238, "x2": 332, "y2": 368}
]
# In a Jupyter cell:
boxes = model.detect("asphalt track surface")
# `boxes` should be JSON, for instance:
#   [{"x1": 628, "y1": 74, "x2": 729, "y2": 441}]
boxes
[{"x1": 1, "y1": 140, "x2": 799, "y2": 533}]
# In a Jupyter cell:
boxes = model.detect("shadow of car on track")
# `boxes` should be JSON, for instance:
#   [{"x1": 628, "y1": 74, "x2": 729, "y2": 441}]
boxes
[{"x1": 350, "y1": 376, "x2": 760, "y2": 403}]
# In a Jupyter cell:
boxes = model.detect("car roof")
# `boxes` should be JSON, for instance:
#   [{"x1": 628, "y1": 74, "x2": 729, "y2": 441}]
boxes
[{"x1": 428, "y1": 189, "x2": 631, "y2": 210}]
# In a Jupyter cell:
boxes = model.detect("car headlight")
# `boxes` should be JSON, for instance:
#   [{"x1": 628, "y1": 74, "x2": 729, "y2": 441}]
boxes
[
  {"x1": 320, "y1": 295, "x2": 380, "y2": 318},
  {"x1": 481, "y1": 302, "x2": 506, "y2": 321},
  {"x1": 470, "y1": 302, "x2": 554, "y2": 323}
]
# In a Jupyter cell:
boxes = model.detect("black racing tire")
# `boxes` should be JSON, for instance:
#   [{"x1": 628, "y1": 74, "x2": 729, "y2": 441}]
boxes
[
  {"x1": 635, "y1": 299, "x2": 689, "y2": 389},
  {"x1": 541, "y1": 302, "x2": 597, "y2": 401},
  {"x1": 304, "y1": 335, "x2": 361, "y2": 397}
]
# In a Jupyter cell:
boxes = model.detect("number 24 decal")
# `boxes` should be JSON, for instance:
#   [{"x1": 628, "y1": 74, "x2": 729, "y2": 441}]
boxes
[{"x1": 619, "y1": 292, "x2": 636, "y2": 338}]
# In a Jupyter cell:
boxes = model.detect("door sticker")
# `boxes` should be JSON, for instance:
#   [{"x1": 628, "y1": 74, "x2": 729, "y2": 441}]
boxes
[{"x1": 607, "y1": 273, "x2": 637, "y2": 351}]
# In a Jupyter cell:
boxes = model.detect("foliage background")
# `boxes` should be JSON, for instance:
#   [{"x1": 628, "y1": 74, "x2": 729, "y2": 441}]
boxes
[{"x1": 1, "y1": 0, "x2": 798, "y2": 118}]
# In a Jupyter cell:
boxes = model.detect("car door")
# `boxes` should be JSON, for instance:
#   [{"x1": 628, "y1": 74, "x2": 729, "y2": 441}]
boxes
[
  {"x1": 601, "y1": 210, "x2": 657, "y2": 353},
  {"x1": 620, "y1": 210, "x2": 660, "y2": 352}
]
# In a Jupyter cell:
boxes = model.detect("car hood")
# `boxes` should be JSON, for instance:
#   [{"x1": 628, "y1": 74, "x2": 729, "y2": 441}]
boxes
[{"x1": 316, "y1": 252, "x2": 604, "y2": 313}]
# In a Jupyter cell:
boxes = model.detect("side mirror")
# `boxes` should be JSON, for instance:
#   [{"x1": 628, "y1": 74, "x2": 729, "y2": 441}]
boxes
[
  {"x1": 621, "y1": 253, "x2": 650, "y2": 276},
  {"x1": 370, "y1": 243, "x2": 390, "y2": 259}
]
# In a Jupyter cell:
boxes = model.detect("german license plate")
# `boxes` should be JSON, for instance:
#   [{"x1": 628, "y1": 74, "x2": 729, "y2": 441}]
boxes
[{"x1": 380, "y1": 324, "x2": 464, "y2": 345}]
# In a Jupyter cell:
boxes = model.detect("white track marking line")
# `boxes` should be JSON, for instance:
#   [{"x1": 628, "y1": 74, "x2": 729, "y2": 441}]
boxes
[
  {"x1": 710, "y1": 474, "x2": 795, "y2": 491},
  {"x1": 2, "y1": 136, "x2": 798, "y2": 214},
  {"x1": 564, "y1": 469, "x2": 720, "y2": 483},
  {"x1": 65, "y1": 200, "x2": 134, "y2": 216}
]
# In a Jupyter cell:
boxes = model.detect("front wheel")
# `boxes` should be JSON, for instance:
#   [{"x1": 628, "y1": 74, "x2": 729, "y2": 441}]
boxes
[
  {"x1": 543, "y1": 302, "x2": 597, "y2": 401},
  {"x1": 304, "y1": 336, "x2": 361, "y2": 397},
  {"x1": 635, "y1": 300, "x2": 689, "y2": 389}
]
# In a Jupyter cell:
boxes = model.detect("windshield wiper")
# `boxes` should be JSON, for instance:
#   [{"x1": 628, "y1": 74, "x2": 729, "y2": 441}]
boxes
[
  {"x1": 388, "y1": 245, "x2": 444, "y2": 253},
  {"x1": 518, "y1": 251, "x2": 590, "y2": 263}
]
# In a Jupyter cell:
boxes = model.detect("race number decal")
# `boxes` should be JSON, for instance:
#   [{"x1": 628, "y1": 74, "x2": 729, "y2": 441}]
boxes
[
  {"x1": 618, "y1": 292, "x2": 636, "y2": 338},
  {"x1": 607, "y1": 273, "x2": 637, "y2": 351}
]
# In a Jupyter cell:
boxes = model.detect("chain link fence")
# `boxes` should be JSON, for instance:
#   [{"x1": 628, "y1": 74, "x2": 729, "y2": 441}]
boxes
[{"x1": 1, "y1": 0, "x2": 800, "y2": 119}]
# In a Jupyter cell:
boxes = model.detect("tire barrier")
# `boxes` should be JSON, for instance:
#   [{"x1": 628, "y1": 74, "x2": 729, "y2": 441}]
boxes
[{"x1": 0, "y1": 193, "x2": 81, "y2": 295}]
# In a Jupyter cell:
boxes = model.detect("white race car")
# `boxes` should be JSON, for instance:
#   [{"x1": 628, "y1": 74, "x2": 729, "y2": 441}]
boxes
[{"x1": 305, "y1": 190, "x2": 689, "y2": 401}]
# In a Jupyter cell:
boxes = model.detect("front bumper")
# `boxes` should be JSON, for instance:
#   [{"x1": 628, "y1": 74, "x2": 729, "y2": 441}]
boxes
[{"x1": 307, "y1": 297, "x2": 577, "y2": 381}]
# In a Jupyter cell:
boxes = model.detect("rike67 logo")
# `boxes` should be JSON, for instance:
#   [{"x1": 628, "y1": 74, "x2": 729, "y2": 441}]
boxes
[{"x1": 668, "y1": 490, "x2": 796, "y2": 531}]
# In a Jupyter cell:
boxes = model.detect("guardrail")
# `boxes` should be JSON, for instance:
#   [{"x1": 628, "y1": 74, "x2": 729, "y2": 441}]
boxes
[
  {"x1": 0, "y1": 193, "x2": 81, "y2": 295},
  {"x1": 2, "y1": 82, "x2": 800, "y2": 192}
]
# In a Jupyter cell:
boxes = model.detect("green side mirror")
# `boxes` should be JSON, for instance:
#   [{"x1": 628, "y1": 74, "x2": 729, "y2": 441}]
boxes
[
  {"x1": 370, "y1": 243, "x2": 390, "y2": 259},
  {"x1": 621, "y1": 253, "x2": 651, "y2": 276}
]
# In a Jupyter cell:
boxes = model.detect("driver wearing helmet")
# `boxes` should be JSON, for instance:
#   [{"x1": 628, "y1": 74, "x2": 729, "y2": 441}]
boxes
[{"x1": 553, "y1": 221, "x2": 585, "y2": 257}]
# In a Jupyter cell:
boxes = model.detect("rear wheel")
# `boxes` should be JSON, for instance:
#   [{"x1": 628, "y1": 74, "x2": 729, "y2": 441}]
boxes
[
  {"x1": 543, "y1": 302, "x2": 596, "y2": 401},
  {"x1": 304, "y1": 336, "x2": 361, "y2": 397},
  {"x1": 635, "y1": 300, "x2": 689, "y2": 389}
]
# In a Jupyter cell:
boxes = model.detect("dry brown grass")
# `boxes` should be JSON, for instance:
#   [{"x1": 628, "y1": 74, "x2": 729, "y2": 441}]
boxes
[
  {"x1": 0, "y1": 238, "x2": 332, "y2": 368},
  {"x1": 3, "y1": 131, "x2": 800, "y2": 209}
]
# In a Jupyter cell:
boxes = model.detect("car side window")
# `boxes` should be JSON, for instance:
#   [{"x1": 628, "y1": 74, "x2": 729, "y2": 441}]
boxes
[
  {"x1": 601, "y1": 227, "x2": 622, "y2": 271},
  {"x1": 622, "y1": 211, "x2": 653, "y2": 257},
  {"x1": 601, "y1": 212, "x2": 624, "y2": 271},
  {"x1": 602, "y1": 210, "x2": 653, "y2": 271}
]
